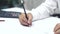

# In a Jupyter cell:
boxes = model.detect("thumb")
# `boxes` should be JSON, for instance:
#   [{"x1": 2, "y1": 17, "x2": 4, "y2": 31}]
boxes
[
  {"x1": 27, "y1": 13, "x2": 33, "y2": 25},
  {"x1": 28, "y1": 18, "x2": 32, "y2": 25}
]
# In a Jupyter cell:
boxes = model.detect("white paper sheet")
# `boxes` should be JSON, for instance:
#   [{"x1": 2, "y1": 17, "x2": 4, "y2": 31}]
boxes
[
  {"x1": 1, "y1": 7, "x2": 24, "y2": 12},
  {"x1": 0, "y1": 17, "x2": 60, "y2": 34},
  {"x1": 0, "y1": 7, "x2": 60, "y2": 34}
]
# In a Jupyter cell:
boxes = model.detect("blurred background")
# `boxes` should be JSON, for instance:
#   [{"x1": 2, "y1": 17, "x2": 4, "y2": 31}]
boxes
[
  {"x1": 0, "y1": 0, "x2": 23, "y2": 9},
  {"x1": 0, "y1": 0, "x2": 45, "y2": 10},
  {"x1": 24, "y1": 0, "x2": 45, "y2": 10}
]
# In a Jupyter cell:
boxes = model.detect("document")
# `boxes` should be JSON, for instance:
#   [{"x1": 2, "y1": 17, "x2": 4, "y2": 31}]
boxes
[{"x1": 0, "y1": 17, "x2": 60, "y2": 34}]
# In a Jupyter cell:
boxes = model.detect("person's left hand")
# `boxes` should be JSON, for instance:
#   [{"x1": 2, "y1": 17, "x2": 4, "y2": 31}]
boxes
[{"x1": 54, "y1": 23, "x2": 60, "y2": 34}]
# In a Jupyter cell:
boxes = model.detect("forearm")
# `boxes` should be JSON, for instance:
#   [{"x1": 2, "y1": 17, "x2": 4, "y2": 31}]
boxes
[
  {"x1": 31, "y1": 4, "x2": 50, "y2": 21},
  {"x1": 30, "y1": 0, "x2": 57, "y2": 21}
]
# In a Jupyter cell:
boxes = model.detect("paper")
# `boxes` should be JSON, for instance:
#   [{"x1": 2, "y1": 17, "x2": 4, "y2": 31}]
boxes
[
  {"x1": 1, "y1": 7, "x2": 24, "y2": 12},
  {"x1": 0, "y1": 17, "x2": 60, "y2": 34}
]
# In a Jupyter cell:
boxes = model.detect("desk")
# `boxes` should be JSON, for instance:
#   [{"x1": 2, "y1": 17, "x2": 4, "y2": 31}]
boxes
[
  {"x1": 0, "y1": 17, "x2": 60, "y2": 34},
  {"x1": 0, "y1": 7, "x2": 60, "y2": 34}
]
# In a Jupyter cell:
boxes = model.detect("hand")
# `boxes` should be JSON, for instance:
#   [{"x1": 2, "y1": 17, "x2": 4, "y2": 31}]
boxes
[
  {"x1": 19, "y1": 13, "x2": 33, "y2": 27},
  {"x1": 54, "y1": 23, "x2": 60, "y2": 34}
]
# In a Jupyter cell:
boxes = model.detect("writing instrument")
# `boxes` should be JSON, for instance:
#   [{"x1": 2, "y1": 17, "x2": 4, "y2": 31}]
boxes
[
  {"x1": 22, "y1": 0, "x2": 28, "y2": 20},
  {"x1": 22, "y1": 0, "x2": 31, "y2": 26}
]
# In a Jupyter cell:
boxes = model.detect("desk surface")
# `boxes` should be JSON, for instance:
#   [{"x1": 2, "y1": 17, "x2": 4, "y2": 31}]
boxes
[
  {"x1": 0, "y1": 17, "x2": 60, "y2": 34},
  {"x1": 0, "y1": 7, "x2": 60, "y2": 34}
]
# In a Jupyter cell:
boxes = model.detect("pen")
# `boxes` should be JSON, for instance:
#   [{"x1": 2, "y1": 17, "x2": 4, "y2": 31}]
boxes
[
  {"x1": 22, "y1": 0, "x2": 31, "y2": 26},
  {"x1": 22, "y1": 0, "x2": 28, "y2": 20}
]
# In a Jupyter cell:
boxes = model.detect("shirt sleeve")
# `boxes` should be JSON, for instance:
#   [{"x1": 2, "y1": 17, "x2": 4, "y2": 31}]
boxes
[{"x1": 30, "y1": 0, "x2": 57, "y2": 21}]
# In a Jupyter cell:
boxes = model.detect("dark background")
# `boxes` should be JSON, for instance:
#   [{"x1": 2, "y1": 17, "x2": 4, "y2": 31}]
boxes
[{"x1": 0, "y1": 0, "x2": 23, "y2": 9}]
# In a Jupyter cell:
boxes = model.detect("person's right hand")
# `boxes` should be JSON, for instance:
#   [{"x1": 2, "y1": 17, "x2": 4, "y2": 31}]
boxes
[{"x1": 19, "y1": 13, "x2": 33, "y2": 27}]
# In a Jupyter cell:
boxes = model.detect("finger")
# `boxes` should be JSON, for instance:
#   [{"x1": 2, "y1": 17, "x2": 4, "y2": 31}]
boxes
[
  {"x1": 19, "y1": 14, "x2": 29, "y2": 26},
  {"x1": 54, "y1": 23, "x2": 60, "y2": 32},
  {"x1": 55, "y1": 29, "x2": 60, "y2": 34},
  {"x1": 28, "y1": 18, "x2": 32, "y2": 25},
  {"x1": 22, "y1": 16, "x2": 30, "y2": 26},
  {"x1": 27, "y1": 13, "x2": 32, "y2": 25},
  {"x1": 19, "y1": 13, "x2": 28, "y2": 23},
  {"x1": 23, "y1": 15, "x2": 28, "y2": 23},
  {"x1": 20, "y1": 19, "x2": 29, "y2": 26}
]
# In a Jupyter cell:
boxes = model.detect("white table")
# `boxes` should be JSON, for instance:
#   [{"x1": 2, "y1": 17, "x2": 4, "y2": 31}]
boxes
[
  {"x1": 0, "y1": 7, "x2": 60, "y2": 34},
  {"x1": 0, "y1": 17, "x2": 60, "y2": 34}
]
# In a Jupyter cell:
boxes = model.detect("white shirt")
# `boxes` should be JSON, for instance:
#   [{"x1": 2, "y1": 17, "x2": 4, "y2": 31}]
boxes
[{"x1": 30, "y1": 0, "x2": 60, "y2": 21}]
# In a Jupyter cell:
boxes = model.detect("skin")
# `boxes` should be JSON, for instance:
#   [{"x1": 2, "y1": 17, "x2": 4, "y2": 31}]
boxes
[
  {"x1": 54, "y1": 23, "x2": 60, "y2": 34},
  {"x1": 19, "y1": 13, "x2": 33, "y2": 27},
  {"x1": 19, "y1": 13, "x2": 60, "y2": 34}
]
